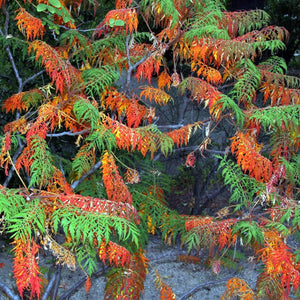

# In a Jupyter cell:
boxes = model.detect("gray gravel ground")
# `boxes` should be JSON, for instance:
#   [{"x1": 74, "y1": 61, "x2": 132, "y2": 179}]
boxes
[{"x1": 0, "y1": 235, "x2": 262, "y2": 300}]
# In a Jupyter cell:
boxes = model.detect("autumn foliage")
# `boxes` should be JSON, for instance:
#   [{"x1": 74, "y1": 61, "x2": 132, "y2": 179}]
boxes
[{"x1": 0, "y1": 0, "x2": 299, "y2": 299}]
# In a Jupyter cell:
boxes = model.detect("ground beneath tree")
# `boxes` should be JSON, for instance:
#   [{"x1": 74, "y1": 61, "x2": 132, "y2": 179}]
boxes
[{"x1": 0, "y1": 234, "x2": 265, "y2": 300}]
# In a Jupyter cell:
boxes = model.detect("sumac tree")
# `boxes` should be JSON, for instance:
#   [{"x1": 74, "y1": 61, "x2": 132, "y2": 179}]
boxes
[{"x1": 0, "y1": 0, "x2": 299, "y2": 299}]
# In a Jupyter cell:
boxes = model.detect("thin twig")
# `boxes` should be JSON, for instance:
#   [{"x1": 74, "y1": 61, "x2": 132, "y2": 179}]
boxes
[
  {"x1": 51, "y1": 264, "x2": 62, "y2": 300},
  {"x1": 41, "y1": 272, "x2": 56, "y2": 300},
  {"x1": 47, "y1": 129, "x2": 89, "y2": 137},
  {"x1": 70, "y1": 160, "x2": 103, "y2": 190},
  {"x1": 1, "y1": 6, "x2": 23, "y2": 93},
  {"x1": 6, "y1": 151, "x2": 28, "y2": 191},
  {"x1": 177, "y1": 276, "x2": 233, "y2": 300},
  {"x1": 22, "y1": 70, "x2": 45, "y2": 87},
  {"x1": 3, "y1": 139, "x2": 25, "y2": 187}
]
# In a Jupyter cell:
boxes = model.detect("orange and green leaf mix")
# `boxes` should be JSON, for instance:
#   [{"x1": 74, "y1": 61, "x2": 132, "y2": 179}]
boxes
[{"x1": 0, "y1": 0, "x2": 299, "y2": 299}]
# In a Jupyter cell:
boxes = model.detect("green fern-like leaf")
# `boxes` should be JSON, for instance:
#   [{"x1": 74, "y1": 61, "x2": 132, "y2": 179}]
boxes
[
  {"x1": 229, "y1": 59, "x2": 261, "y2": 105},
  {"x1": 73, "y1": 173, "x2": 106, "y2": 198},
  {"x1": 71, "y1": 144, "x2": 95, "y2": 180},
  {"x1": 73, "y1": 97, "x2": 101, "y2": 131},
  {"x1": 249, "y1": 105, "x2": 300, "y2": 131},
  {"x1": 86, "y1": 125, "x2": 116, "y2": 154},
  {"x1": 225, "y1": 9, "x2": 271, "y2": 36},
  {"x1": 29, "y1": 136, "x2": 55, "y2": 188},
  {"x1": 232, "y1": 220, "x2": 264, "y2": 245},
  {"x1": 280, "y1": 154, "x2": 300, "y2": 187},
  {"x1": 81, "y1": 66, "x2": 119, "y2": 98},
  {"x1": 214, "y1": 94, "x2": 244, "y2": 126},
  {"x1": 7, "y1": 198, "x2": 46, "y2": 240},
  {"x1": 76, "y1": 244, "x2": 98, "y2": 276},
  {"x1": 141, "y1": 0, "x2": 180, "y2": 27},
  {"x1": 185, "y1": 8, "x2": 229, "y2": 41},
  {"x1": 217, "y1": 155, "x2": 263, "y2": 210},
  {"x1": 52, "y1": 206, "x2": 140, "y2": 248},
  {"x1": 259, "y1": 56, "x2": 287, "y2": 74}
]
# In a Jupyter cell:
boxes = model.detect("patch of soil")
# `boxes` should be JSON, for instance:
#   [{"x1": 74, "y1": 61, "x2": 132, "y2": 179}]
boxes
[{"x1": 0, "y1": 235, "x2": 262, "y2": 300}]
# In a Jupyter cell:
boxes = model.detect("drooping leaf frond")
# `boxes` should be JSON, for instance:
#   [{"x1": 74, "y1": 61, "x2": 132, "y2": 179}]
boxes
[
  {"x1": 71, "y1": 144, "x2": 96, "y2": 180},
  {"x1": 182, "y1": 216, "x2": 238, "y2": 252},
  {"x1": 231, "y1": 132, "x2": 273, "y2": 182},
  {"x1": 104, "y1": 252, "x2": 148, "y2": 299},
  {"x1": 73, "y1": 97, "x2": 100, "y2": 131},
  {"x1": 229, "y1": 59, "x2": 261, "y2": 108},
  {"x1": 15, "y1": 8, "x2": 45, "y2": 41},
  {"x1": 178, "y1": 77, "x2": 223, "y2": 118},
  {"x1": 81, "y1": 66, "x2": 120, "y2": 98},
  {"x1": 3, "y1": 89, "x2": 44, "y2": 113},
  {"x1": 140, "y1": 86, "x2": 172, "y2": 105},
  {"x1": 217, "y1": 155, "x2": 263, "y2": 210},
  {"x1": 258, "y1": 56, "x2": 287, "y2": 74},
  {"x1": 221, "y1": 277, "x2": 255, "y2": 300},
  {"x1": 52, "y1": 205, "x2": 140, "y2": 248},
  {"x1": 260, "y1": 83, "x2": 300, "y2": 106},
  {"x1": 141, "y1": 0, "x2": 180, "y2": 27},
  {"x1": 185, "y1": 8, "x2": 229, "y2": 41},
  {"x1": 29, "y1": 41, "x2": 75, "y2": 94},
  {"x1": 59, "y1": 194, "x2": 139, "y2": 223},
  {"x1": 103, "y1": 88, "x2": 148, "y2": 127},
  {"x1": 13, "y1": 239, "x2": 42, "y2": 300},
  {"x1": 224, "y1": 9, "x2": 271, "y2": 38},
  {"x1": 249, "y1": 105, "x2": 300, "y2": 132},
  {"x1": 86, "y1": 125, "x2": 116, "y2": 154},
  {"x1": 104, "y1": 8, "x2": 138, "y2": 35},
  {"x1": 101, "y1": 151, "x2": 133, "y2": 203}
]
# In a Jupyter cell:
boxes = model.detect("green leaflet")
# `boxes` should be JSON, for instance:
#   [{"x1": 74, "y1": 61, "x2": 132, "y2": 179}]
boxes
[
  {"x1": 140, "y1": 0, "x2": 180, "y2": 27},
  {"x1": 259, "y1": 56, "x2": 287, "y2": 74},
  {"x1": 81, "y1": 66, "x2": 119, "y2": 98},
  {"x1": 215, "y1": 94, "x2": 244, "y2": 126},
  {"x1": 52, "y1": 206, "x2": 140, "y2": 248},
  {"x1": 86, "y1": 126, "x2": 116, "y2": 153},
  {"x1": 73, "y1": 97, "x2": 101, "y2": 131},
  {"x1": 232, "y1": 220, "x2": 264, "y2": 245},
  {"x1": 185, "y1": 8, "x2": 230, "y2": 41},
  {"x1": 249, "y1": 105, "x2": 300, "y2": 131},
  {"x1": 29, "y1": 136, "x2": 54, "y2": 188},
  {"x1": 229, "y1": 59, "x2": 261, "y2": 105},
  {"x1": 6, "y1": 198, "x2": 46, "y2": 240},
  {"x1": 217, "y1": 155, "x2": 263, "y2": 210}
]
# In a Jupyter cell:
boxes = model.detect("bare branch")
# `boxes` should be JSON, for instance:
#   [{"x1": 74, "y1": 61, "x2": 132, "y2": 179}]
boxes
[
  {"x1": 47, "y1": 129, "x2": 89, "y2": 137},
  {"x1": 0, "y1": 282, "x2": 21, "y2": 300},
  {"x1": 71, "y1": 160, "x2": 103, "y2": 190},
  {"x1": 22, "y1": 70, "x2": 45, "y2": 87},
  {"x1": 3, "y1": 139, "x2": 25, "y2": 187},
  {"x1": 1, "y1": 7, "x2": 23, "y2": 93}
]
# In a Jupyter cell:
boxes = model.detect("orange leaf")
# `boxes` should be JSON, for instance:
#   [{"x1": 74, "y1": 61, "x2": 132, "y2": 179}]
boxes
[
  {"x1": 101, "y1": 151, "x2": 133, "y2": 203},
  {"x1": 85, "y1": 277, "x2": 91, "y2": 293},
  {"x1": 13, "y1": 239, "x2": 42, "y2": 300},
  {"x1": 104, "y1": 8, "x2": 138, "y2": 34},
  {"x1": 140, "y1": 86, "x2": 172, "y2": 105},
  {"x1": 231, "y1": 132, "x2": 273, "y2": 182},
  {"x1": 15, "y1": 8, "x2": 45, "y2": 40}
]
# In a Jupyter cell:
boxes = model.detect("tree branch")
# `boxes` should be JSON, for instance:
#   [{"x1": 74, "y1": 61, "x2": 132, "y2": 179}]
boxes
[
  {"x1": 177, "y1": 276, "x2": 234, "y2": 300},
  {"x1": 41, "y1": 272, "x2": 56, "y2": 300},
  {"x1": 71, "y1": 160, "x2": 103, "y2": 190},
  {"x1": 58, "y1": 266, "x2": 107, "y2": 300},
  {"x1": 1, "y1": 6, "x2": 23, "y2": 93},
  {"x1": 3, "y1": 139, "x2": 25, "y2": 187},
  {"x1": 47, "y1": 129, "x2": 89, "y2": 137},
  {"x1": 0, "y1": 282, "x2": 21, "y2": 300},
  {"x1": 22, "y1": 70, "x2": 45, "y2": 87}
]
